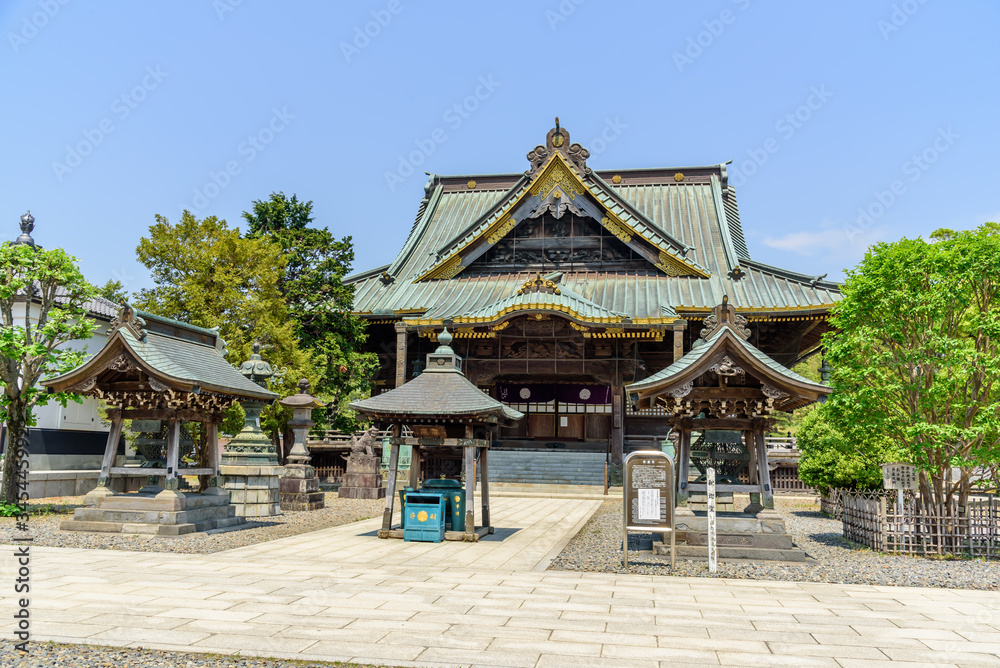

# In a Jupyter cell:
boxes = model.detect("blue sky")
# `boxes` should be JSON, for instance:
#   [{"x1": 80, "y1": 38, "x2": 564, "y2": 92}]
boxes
[{"x1": 2, "y1": 1, "x2": 997, "y2": 292}]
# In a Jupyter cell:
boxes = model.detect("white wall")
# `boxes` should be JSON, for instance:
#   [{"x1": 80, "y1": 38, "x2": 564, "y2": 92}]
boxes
[{"x1": 10, "y1": 301, "x2": 111, "y2": 432}]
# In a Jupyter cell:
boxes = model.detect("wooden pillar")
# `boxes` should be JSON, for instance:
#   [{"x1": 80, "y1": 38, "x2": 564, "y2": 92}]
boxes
[
  {"x1": 164, "y1": 419, "x2": 181, "y2": 490},
  {"x1": 753, "y1": 427, "x2": 774, "y2": 509},
  {"x1": 97, "y1": 417, "x2": 124, "y2": 487},
  {"x1": 672, "y1": 321, "x2": 687, "y2": 363},
  {"x1": 746, "y1": 429, "x2": 761, "y2": 507},
  {"x1": 480, "y1": 446, "x2": 491, "y2": 532},
  {"x1": 205, "y1": 422, "x2": 221, "y2": 487},
  {"x1": 676, "y1": 428, "x2": 691, "y2": 506},
  {"x1": 380, "y1": 424, "x2": 402, "y2": 536},
  {"x1": 611, "y1": 389, "x2": 624, "y2": 465},
  {"x1": 464, "y1": 424, "x2": 476, "y2": 540},
  {"x1": 408, "y1": 445, "x2": 421, "y2": 489},
  {"x1": 394, "y1": 322, "x2": 408, "y2": 388}
]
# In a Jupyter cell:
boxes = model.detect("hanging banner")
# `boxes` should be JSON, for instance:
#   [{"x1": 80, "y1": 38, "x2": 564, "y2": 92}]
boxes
[
  {"x1": 497, "y1": 384, "x2": 554, "y2": 403},
  {"x1": 554, "y1": 384, "x2": 613, "y2": 405}
]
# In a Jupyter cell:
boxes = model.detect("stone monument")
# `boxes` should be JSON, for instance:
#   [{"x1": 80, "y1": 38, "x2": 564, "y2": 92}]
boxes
[
  {"x1": 220, "y1": 343, "x2": 284, "y2": 517},
  {"x1": 278, "y1": 379, "x2": 326, "y2": 511},
  {"x1": 339, "y1": 426, "x2": 386, "y2": 499}
]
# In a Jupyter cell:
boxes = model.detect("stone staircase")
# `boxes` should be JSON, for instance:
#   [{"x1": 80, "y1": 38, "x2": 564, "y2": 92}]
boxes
[{"x1": 486, "y1": 449, "x2": 607, "y2": 486}]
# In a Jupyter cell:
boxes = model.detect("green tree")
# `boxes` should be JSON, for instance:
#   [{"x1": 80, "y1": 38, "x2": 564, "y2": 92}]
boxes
[
  {"x1": 796, "y1": 404, "x2": 904, "y2": 495},
  {"x1": 823, "y1": 222, "x2": 1000, "y2": 514},
  {"x1": 95, "y1": 279, "x2": 128, "y2": 304},
  {"x1": 0, "y1": 243, "x2": 96, "y2": 503},
  {"x1": 243, "y1": 192, "x2": 377, "y2": 431},
  {"x1": 134, "y1": 211, "x2": 318, "y2": 441}
]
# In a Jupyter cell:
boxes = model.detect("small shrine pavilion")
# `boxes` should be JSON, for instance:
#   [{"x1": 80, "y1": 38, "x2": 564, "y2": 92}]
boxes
[
  {"x1": 350, "y1": 329, "x2": 523, "y2": 541},
  {"x1": 628, "y1": 297, "x2": 829, "y2": 511},
  {"x1": 44, "y1": 303, "x2": 276, "y2": 535}
]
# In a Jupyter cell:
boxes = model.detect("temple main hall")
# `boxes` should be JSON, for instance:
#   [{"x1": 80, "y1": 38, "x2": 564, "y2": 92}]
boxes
[{"x1": 347, "y1": 121, "x2": 841, "y2": 466}]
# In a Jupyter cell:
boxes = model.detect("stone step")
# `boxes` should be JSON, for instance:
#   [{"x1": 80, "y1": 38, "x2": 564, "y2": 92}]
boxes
[
  {"x1": 679, "y1": 531, "x2": 795, "y2": 549},
  {"x1": 654, "y1": 543, "x2": 809, "y2": 563},
  {"x1": 73, "y1": 503, "x2": 235, "y2": 526}
]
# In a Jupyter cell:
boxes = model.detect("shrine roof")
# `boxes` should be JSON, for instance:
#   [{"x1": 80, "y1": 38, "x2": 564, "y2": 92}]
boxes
[
  {"x1": 350, "y1": 335, "x2": 523, "y2": 423},
  {"x1": 43, "y1": 306, "x2": 277, "y2": 402},
  {"x1": 347, "y1": 123, "x2": 841, "y2": 320},
  {"x1": 627, "y1": 300, "x2": 829, "y2": 408}
]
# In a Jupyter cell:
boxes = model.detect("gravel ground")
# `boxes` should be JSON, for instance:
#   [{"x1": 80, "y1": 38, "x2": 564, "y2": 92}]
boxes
[
  {"x1": 0, "y1": 493, "x2": 384, "y2": 554},
  {"x1": 4, "y1": 641, "x2": 396, "y2": 667},
  {"x1": 549, "y1": 496, "x2": 1000, "y2": 590}
]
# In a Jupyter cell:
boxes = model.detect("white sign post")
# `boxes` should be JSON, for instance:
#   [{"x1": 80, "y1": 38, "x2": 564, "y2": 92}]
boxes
[
  {"x1": 882, "y1": 462, "x2": 918, "y2": 538},
  {"x1": 707, "y1": 467, "x2": 718, "y2": 574}
]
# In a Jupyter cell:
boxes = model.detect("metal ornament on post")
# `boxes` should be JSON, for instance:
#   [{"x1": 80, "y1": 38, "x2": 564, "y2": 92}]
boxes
[
  {"x1": 225, "y1": 343, "x2": 285, "y2": 466},
  {"x1": 14, "y1": 211, "x2": 37, "y2": 247},
  {"x1": 220, "y1": 342, "x2": 286, "y2": 517}
]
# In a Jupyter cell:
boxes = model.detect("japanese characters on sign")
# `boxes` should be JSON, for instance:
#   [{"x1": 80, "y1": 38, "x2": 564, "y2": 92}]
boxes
[
  {"x1": 624, "y1": 450, "x2": 674, "y2": 531},
  {"x1": 881, "y1": 462, "x2": 918, "y2": 490}
]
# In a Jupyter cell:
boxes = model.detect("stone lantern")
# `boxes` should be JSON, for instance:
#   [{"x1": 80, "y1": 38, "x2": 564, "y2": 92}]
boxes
[
  {"x1": 219, "y1": 343, "x2": 284, "y2": 517},
  {"x1": 278, "y1": 379, "x2": 326, "y2": 511}
]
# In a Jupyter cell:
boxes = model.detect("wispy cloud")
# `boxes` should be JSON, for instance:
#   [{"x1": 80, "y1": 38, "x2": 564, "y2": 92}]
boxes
[{"x1": 763, "y1": 220, "x2": 886, "y2": 257}]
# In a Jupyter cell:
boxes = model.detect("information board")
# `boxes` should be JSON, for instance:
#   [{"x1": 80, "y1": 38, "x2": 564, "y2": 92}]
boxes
[
  {"x1": 881, "y1": 462, "x2": 918, "y2": 490},
  {"x1": 623, "y1": 450, "x2": 675, "y2": 569},
  {"x1": 624, "y1": 451, "x2": 674, "y2": 530}
]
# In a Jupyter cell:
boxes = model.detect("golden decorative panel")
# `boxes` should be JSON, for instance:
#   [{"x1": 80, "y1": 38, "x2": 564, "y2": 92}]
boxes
[
  {"x1": 486, "y1": 215, "x2": 517, "y2": 245},
  {"x1": 600, "y1": 216, "x2": 632, "y2": 243},
  {"x1": 674, "y1": 172, "x2": 684, "y2": 182},
  {"x1": 611, "y1": 174, "x2": 622, "y2": 184},
  {"x1": 467, "y1": 180, "x2": 477, "y2": 189},
  {"x1": 436, "y1": 255, "x2": 465, "y2": 279},
  {"x1": 528, "y1": 160, "x2": 583, "y2": 200}
]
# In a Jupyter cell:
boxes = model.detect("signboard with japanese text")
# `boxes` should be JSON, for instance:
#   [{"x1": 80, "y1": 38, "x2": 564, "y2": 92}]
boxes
[
  {"x1": 624, "y1": 450, "x2": 674, "y2": 531},
  {"x1": 881, "y1": 462, "x2": 918, "y2": 490}
]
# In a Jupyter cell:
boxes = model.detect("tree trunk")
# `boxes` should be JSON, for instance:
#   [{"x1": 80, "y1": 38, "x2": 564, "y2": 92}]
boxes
[{"x1": 1, "y1": 414, "x2": 28, "y2": 504}]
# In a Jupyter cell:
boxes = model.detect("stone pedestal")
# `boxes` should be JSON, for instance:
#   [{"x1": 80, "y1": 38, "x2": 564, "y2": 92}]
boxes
[
  {"x1": 653, "y1": 508, "x2": 807, "y2": 562},
  {"x1": 279, "y1": 463, "x2": 325, "y2": 511},
  {"x1": 220, "y1": 464, "x2": 283, "y2": 517},
  {"x1": 339, "y1": 453, "x2": 386, "y2": 500},
  {"x1": 63, "y1": 487, "x2": 246, "y2": 535}
]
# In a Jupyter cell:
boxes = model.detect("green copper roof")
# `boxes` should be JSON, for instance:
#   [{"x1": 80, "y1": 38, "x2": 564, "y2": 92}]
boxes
[
  {"x1": 443, "y1": 282, "x2": 626, "y2": 324},
  {"x1": 627, "y1": 326, "x2": 828, "y2": 394}
]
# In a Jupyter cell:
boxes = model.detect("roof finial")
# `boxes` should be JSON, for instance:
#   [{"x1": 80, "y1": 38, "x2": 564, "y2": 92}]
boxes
[
  {"x1": 14, "y1": 210, "x2": 36, "y2": 247},
  {"x1": 437, "y1": 326, "x2": 453, "y2": 349}
]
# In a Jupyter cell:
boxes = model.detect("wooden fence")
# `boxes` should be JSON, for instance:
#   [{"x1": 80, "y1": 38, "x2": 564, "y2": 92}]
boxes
[
  {"x1": 313, "y1": 465, "x2": 345, "y2": 484},
  {"x1": 822, "y1": 489, "x2": 1000, "y2": 558}
]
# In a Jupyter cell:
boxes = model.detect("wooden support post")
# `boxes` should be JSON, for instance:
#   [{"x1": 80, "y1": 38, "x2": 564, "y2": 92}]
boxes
[
  {"x1": 408, "y1": 445, "x2": 421, "y2": 489},
  {"x1": 676, "y1": 428, "x2": 691, "y2": 506},
  {"x1": 480, "y1": 446, "x2": 491, "y2": 532},
  {"x1": 611, "y1": 390, "x2": 624, "y2": 465},
  {"x1": 672, "y1": 321, "x2": 686, "y2": 363},
  {"x1": 380, "y1": 424, "x2": 402, "y2": 537},
  {"x1": 164, "y1": 419, "x2": 181, "y2": 490},
  {"x1": 464, "y1": 424, "x2": 475, "y2": 540},
  {"x1": 746, "y1": 429, "x2": 761, "y2": 508},
  {"x1": 97, "y1": 418, "x2": 124, "y2": 487},
  {"x1": 205, "y1": 422, "x2": 221, "y2": 488},
  {"x1": 394, "y1": 322, "x2": 408, "y2": 388},
  {"x1": 753, "y1": 428, "x2": 774, "y2": 510}
]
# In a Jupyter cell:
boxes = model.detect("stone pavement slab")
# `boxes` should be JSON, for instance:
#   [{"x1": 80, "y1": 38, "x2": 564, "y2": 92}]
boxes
[{"x1": 2, "y1": 496, "x2": 999, "y2": 666}]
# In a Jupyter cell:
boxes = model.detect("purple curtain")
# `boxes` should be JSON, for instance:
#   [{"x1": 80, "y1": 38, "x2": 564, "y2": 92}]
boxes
[{"x1": 497, "y1": 384, "x2": 611, "y2": 405}]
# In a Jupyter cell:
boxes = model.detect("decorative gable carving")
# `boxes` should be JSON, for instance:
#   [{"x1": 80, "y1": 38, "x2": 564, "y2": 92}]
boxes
[{"x1": 526, "y1": 117, "x2": 590, "y2": 178}]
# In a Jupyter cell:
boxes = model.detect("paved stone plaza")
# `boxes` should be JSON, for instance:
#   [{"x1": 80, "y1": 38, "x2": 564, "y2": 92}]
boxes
[{"x1": 5, "y1": 497, "x2": 1000, "y2": 666}]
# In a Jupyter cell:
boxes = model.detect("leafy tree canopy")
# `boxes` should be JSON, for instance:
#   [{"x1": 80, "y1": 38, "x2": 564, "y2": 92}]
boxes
[
  {"x1": 134, "y1": 211, "x2": 318, "y2": 436},
  {"x1": 243, "y1": 192, "x2": 377, "y2": 430},
  {"x1": 0, "y1": 243, "x2": 96, "y2": 502},
  {"x1": 821, "y1": 221, "x2": 1000, "y2": 508}
]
